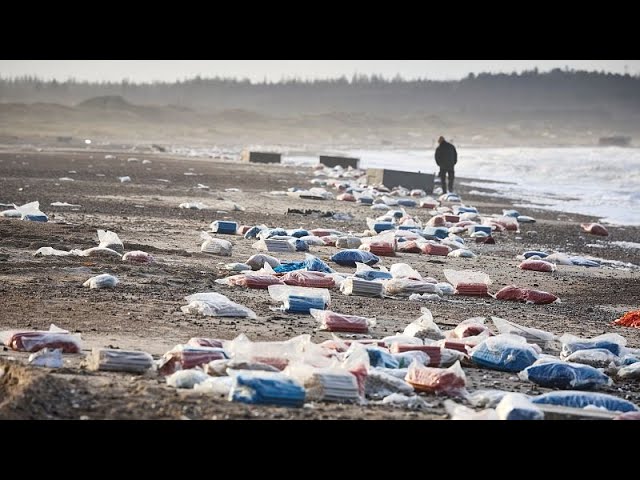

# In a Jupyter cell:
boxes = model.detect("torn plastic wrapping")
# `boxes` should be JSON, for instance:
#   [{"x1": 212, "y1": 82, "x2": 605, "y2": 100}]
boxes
[
  {"x1": 226, "y1": 334, "x2": 310, "y2": 371},
  {"x1": 388, "y1": 263, "x2": 422, "y2": 280},
  {"x1": 491, "y1": 316, "x2": 557, "y2": 347},
  {"x1": 519, "y1": 360, "x2": 612, "y2": 389},
  {"x1": 366, "y1": 346, "x2": 400, "y2": 369},
  {"x1": 200, "y1": 231, "x2": 232, "y2": 256},
  {"x1": 181, "y1": 292, "x2": 257, "y2": 318},
  {"x1": 1, "y1": 324, "x2": 82, "y2": 353},
  {"x1": 366, "y1": 369, "x2": 415, "y2": 399},
  {"x1": 405, "y1": 360, "x2": 467, "y2": 396},
  {"x1": 97, "y1": 229, "x2": 124, "y2": 254},
  {"x1": 469, "y1": 334, "x2": 539, "y2": 372},
  {"x1": 81, "y1": 247, "x2": 122, "y2": 258},
  {"x1": 390, "y1": 344, "x2": 466, "y2": 367},
  {"x1": 495, "y1": 393, "x2": 544, "y2": 420},
  {"x1": 86, "y1": 348, "x2": 155, "y2": 373},
  {"x1": 531, "y1": 390, "x2": 639, "y2": 413},
  {"x1": 166, "y1": 369, "x2": 210, "y2": 389},
  {"x1": 403, "y1": 307, "x2": 445, "y2": 340},
  {"x1": 158, "y1": 344, "x2": 228, "y2": 375},
  {"x1": 444, "y1": 400, "x2": 498, "y2": 420},
  {"x1": 245, "y1": 253, "x2": 281, "y2": 270},
  {"x1": 310, "y1": 309, "x2": 375, "y2": 333},
  {"x1": 34, "y1": 247, "x2": 74, "y2": 257}
]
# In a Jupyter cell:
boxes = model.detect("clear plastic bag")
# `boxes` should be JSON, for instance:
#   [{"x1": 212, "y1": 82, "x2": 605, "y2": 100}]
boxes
[
  {"x1": 384, "y1": 278, "x2": 441, "y2": 297},
  {"x1": 354, "y1": 262, "x2": 392, "y2": 281},
  {"x1": 14, "y1": 201, "x2": 48, "y2": 222},
  {"x1": 560, "y1": 333, "x2": 626, "y2": 358},
  {"x1": 229, "y1": 371, "x2": 306, "y2": 407},
  {"x1": 531, "y1": 390, "x2": 639, "y2": 413},
  {"x1": 268, "y1": 284, "x2": 331, "y2": 306},
  {"x1": 1, "y1": 324, "x2": 82, "y2": 353},
  {"x1": 444, "y1": 400, "x2": 498, "y2": 420},
  {"x1": 519, "y1": 360, "x2": 612, "y2": 389},
  {"x1": 303, "y1": 368, "x2": 361, "y2": 403},
  {"x1": 181, "y1": 292, "x2": 257, "y2": 319},
  {"x1": 365, "y1": 369, "x2": 415, "y2": 399},
  {"x1": 444, "y1": 268, "x2": 492, "y2": 296},
  {"x1": 491, "y1": 316, "x2": 557, "y2": 346},
  {"x1": 310, "y1": 308, "x2": 376, "y2": 333},
  {"x1": 335, "y1": 236, "x2": 362, "y2": 249},
  {"x1": 226, "y1": 334, "x2": 309, "y2": 371},
  {"x1": 389, "y1": 263, "x2": 422, "y2": 280},
  {"x1": 122, "y1": 250, "x2": 155, "y2": 264},
  {"x1": 97, "y1": 229, "x2": 124, "y2": 254},
  {"x1": 616, "y1": 362, "x2": 640, "y2": 380},
  {"x1": 403, "y1": 307, "x2": 444, "y2": 340},
  {"x1": 467, "y1": 389, "x2": 510, "y2": 408},
  {"x1": 86, "y1": 348, "x2": 154, "y2": 373},
  {"x1": 246, "y1": 253, "x2": 281, "y2": 271},
  {"x1": 420, "y1": 242, "x2": 452, "y2": 256},
  {"x1": 495, "y1": 393, "x2": 544, "y2": 420},
  {"x1": 299, "y1": 235, "x2": 326, "y2": 246},
  {"x1": 158, "y1": 344, "x2": 228, "y2": 375},
  {"x1": 404, "y1": 360, "x2": 467, "y2": 396},
  {"x1": 452, "y1": 318, "x2": 491, "y2": 338},
  {"x1": 340, "y1": 277, "x2": 384, "y2": 298},
  {"x1": 28, "y1": 348, "x2": 64, "y2": 368},
  {"x1": 188, "y1": 337, "x2": 224, "y2": 348},
  {"x1": 281, "y1": 271, "x2": 336, "y2": 289},
  {"x1": 379, "y1": 393, "x2": 433, "y2": 409},
  {"x1": 469, "y1": 334, "x2": 539, "y2": 372},
  {"x1": 83, "y1": 273, "x2": 118, "y2": 289},
  {"x1": 392, "y1": 351, "x2": 429, "y2": 368},
  {"x1": 166, "y1": 369, "x2": 210, "y2": 389},
  {"x1": 81, "y1": 247, "x2": 122, "y2": 258},
  {"x1": 564, "y1": 349, "x2": 619, "y2": 368},
  {"x1": 448, "y1": 248, "x2": 475, "y2": 258},
  {"x1": 34, "y1": 247, "x2": 74, "y2": 257},
  {"x1": 200, "y1": 231, "x2": 232, "y2": 256}
]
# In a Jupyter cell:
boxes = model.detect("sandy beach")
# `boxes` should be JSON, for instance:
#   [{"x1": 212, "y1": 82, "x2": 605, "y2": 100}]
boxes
[{"x1": 0, "y1": 147, "x2": 638, "y2": 420}]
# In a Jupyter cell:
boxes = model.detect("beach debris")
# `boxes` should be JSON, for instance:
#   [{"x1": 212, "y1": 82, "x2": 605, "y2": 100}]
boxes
[
  {"x1": 83, "y1": 273, "x2": 119, "y2": 289},
  {"x1": 179, "y1": 202, "x2": 208, "y2": 210},
  {"x1": 230, "y1": 372, "x2": 306, "y2": 407},
  {"x1": 181, "y1": 292, "x2": 257, "y2": 318},
  {"x1": 340, "y1": 277, "x2": 385, "y2": 297},
  {"x1": 0, "y1": 324, "x2": 81, "y2": 353},
  {"x1": 158, "y1": 344, "x2": 228, "y2": 375},
  {"x1": 166, "y1": 369, "x2": 209, "y2": 389},
  {"x1": 86, "y1": 348, "x2": 154, "y2": 373},
  {"x1": 200, "y1": 231, "x2": 232, "y2": 256},
  {"x1": 495, "y1": 285, "x2": 559, "y2": 304},
  {"x1": 14, "y1": 201, "x2": 48, "y2": 222},
  {"x1": 330, "y1": 249, "x2": 379, "y2": 267},
  {"x1": 97, "y1": 230, "x2": 124, "y2": 254},
  {"x1": 581, "y1": 223, "x2": 609, "y2": 236},
  {"x1": 118, "y1": 176, "x2": 131, "y2": 183},
  {"x1": 519, "y1": 360, "x2": 612, "y2": 389},
  {"x1": 268, "y1": 285, "x2": 331, "y2": 314},
  {"x1": 443, "y1": 269, "x2": 492, "y2": 297},
  {"x1": 404, "y1": 360, "x2": 467, "y2": 396},
  {"x1": 519, "y1": 259, "x2": 556, "y2": 272},
  {"x1": 50, "y1": 202, "x2": 81, "y2": 207},
  {"x1": 310, "y1": 309, "x2": 375, "y2": 333},
  {"x1": 612, "y1": 310, "x2": 640, "y2": 329},
  {"x1": 28, "y1": 348, "x2": 64, "y2": 368},
  {"x1": 531, "y1": 391, "x2": 639, "y2": 413},
  {"x1": 210, "y1": 220, "x2": 238, "y2": 234},
  {"x1": 495, "y1": 393, "x2": 544, "y2": 420},
  {"x1": 469, "y1": 334, "x2": 539, "y2": 372},
  {"x1": 122, "y1": 250, "x2": 155, "y2": 264}
]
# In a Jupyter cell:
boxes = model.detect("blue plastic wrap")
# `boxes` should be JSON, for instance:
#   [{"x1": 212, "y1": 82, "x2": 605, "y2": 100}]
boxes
[
  {"x1": 422, "y1": 226, "x2": 449, "y2": 240},
  {"x1": 289, "y1": 229, "x2": 310, "y2": 238},
  {"x1": 304, "y1": 255, "x2": 334, "y2": 273},
  {"x1": 562, "y1": 339, "x2": 623, "y2": 357},
  {"x1": 470, "y1": 338, "x2": 539, "y2": 372},
  {"x1": 283, "y1": 295, "x2": 326, "y2": 314},
  {"x1": 358, "y1": 197, "x2": 374, "y2": 205},
  {"x1": 367, "y1": 347, "x2": 400, "y2": 369},
  {"x1": 470, "y1": 225, "x2": 493, "y2": 235},
  {"x1": 260, "y1": 228, "x2": 288, "y2": 239},
  {"x1": 523, "y1": 250, "x2": 548, "y2": 259},
  {"x1": 23, "y1": 214, "x2": 48, "y2": 222},
  {"x1": 231, "y1": 374, "x2": 306, "y2": 407},
  {"x1": 330, "y1": 250, "x2": 380, "y2": 267},
  {"x1": 274, "y1": 261, "x2": 306, "y2": 273},
  {"x1": 398, "y1": 225, "x2": 422, "y2": 231},
  {"x1": 456, "y1": 206, "x2": 479, "y2": 214},
  {"x1": 210, "y1": 220, "x2": 238, "y2": 234},
  {"x1": 569, "y1": 257, "x2": 600, "y2": 267},
  {"x1": 293, "y1": 239, "x2": 309, "y2": 252},
  {"x1": 244, "y1": 226, "x2": 264, "y2": 239},
  {"x1": 397, "y1": 199, "x2": 417, "y2": 207},
  {"x1": 373, "y1": 222, "x2": 394, "y2": 233},
  {"x1": 531, "y1": 391, "x2": 639, "y2": 413},
  {"x1": 355, "y1": 269, "x2": 393, "y2": 281},
  {"x1": 521, "y1": 361, "x2": 611, "y2": 389}
]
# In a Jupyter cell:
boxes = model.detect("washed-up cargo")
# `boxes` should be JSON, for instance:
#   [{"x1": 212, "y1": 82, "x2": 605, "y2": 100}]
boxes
[
  {"x1": 531, "y1": 391, "x2": 639, "y2": 413},
  {"x1": 181, "y1": 292, "x2": 257, "y2": 318},
  {"x1": 420, "y1": 243, "x2": 451, "y2": 256},
  {"x1": 519, "y1": 360, "x2": 612, "y2": 389},
  {"x1": 230, "y1": 372, "x2": 306, "y2": 407},
  {"x1": 304, "y1": 369, "x2": 361, "y2": 403},
  {"x1": 330, "y1": 249, "x2": 379, "y2": 267},
  {"x1": 495, "y1": 393, "x2": 544, "y2": 420},
  {"x1": 560, "y1": 333, "x2": 626, "y2": 358},
  {"x1": 366, "y1": 369, "x2": 415, "y2": 399},
  {"x1": 209, "y1": 220, "x2": 238, "y2": 234},
  {"x1": 340, "y1": 277, "x2": 384, "y2": 297},
  {"x1": 405, "y1": 360, "x2": 467, "y2": 396},
  {"x1": 491, "y1": 317, "x2": 557, "y2": 347},
  {"x1": 581, "y1": 223, "x2": 609, "y2": 236},
  {"x1": 564, "y1": 349, "x2": 618, "y2": 368},
  {"x1": 281, "y1": 271, "x2": 336, "y2": 289},
  {"x1": 444, "y1": 269, "x2": 492, "y2": 297},
  {"x1": 384, "y1": 278, "x2": 441, "y2": 297},
  {"x1": 469, "y1": 334, "x2": 539, "y2": 372},
  {"x1": 495, "y1": 285, "x2": 558, "y2": 304},
  {"x1": 86, "y1": 348, "x2": 154, "y2": 373},
  {"x1": 225, "y1": 274, "x2": 285, "y2": 289},
  {"x1": 158, "y1": 345, "x2": 228, "y2": 375},
  {"x1": 1, "y1": 325, "x2": 82, "y2": 353},
  {"x1": 310, "y1": 309, "x2": 375, "y2": 333},
  {"x1": 519, "y1": 259, "x2": 556, "y2": 272}
]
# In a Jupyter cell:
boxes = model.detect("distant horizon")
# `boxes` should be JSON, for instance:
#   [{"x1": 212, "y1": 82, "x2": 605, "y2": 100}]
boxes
[{"x1": 1, "y1": 60, "x2": 638, "y2": 83}]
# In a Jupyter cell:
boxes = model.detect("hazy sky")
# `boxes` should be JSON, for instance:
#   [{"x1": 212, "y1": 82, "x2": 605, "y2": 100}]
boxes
[{"x1": 1, "y1": 60, "x2": 638, "y2": 82}]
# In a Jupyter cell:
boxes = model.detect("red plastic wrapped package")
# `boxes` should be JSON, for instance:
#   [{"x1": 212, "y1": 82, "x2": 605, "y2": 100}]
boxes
[
  {"x1": 311, "y1": 310, "x2": 374, "y2": 333},
  {"x1": 519, "y1": 259, "x2": 556, "y2": 272},
  {"x1": 453, "y1": 323, "x2": 489, "y2": 338},
  {"x1": 158, "y1": 346, "x2": 227, "y2": 375},
  {"x1": 227, "y1": 274, "x2": 285, "y2": 289},
  {"x1": 397, "y1": 241, "x2": 422, "y2": 253},
  {"x1": 455, "y1": 283, "x2": 489, "y2": 296},
  {"x1": 523, "y1": 289, "x2": 558, "y2": 304},
  {"x1": 581, "y1": 223, "x2": 609, "y2": 236},
  {"x1": 187, "y1": 337, "x2": 224, "y2": 348},
  {"x1": 7, "y1": 331, "x2": 81, "y2": 353},
  {"x1": 495, "y1": 285, "x2": 526, "y2": 301},
  {"x1": 427, "y1": 215, "x2": 446, "y2": 227},
  {"x1": 311, "y1": 229, "x2": 334, "y2": 237},
  {"x1": 237, "y1": 225, "x2": 252, "y2": 235},
  {"x1": 420, "y1": 243, "x2": 451, "y2": 256},
  {"x1": 282, "y1": 271, "x2": 336, "y2": 289},
  {"x1": 405, "y1": 361, "x2": 466, "y2": 395},
  {"x1": 444, "y1": 214, "x2": 460, "y2": 223},
  {"x1": 360, "y1": 240, "x2": 396, "y2": 256},
  {"x1": 337, "y1": 193, "x2": 356, "y2": 202},
  {"x1": 322, "y1": 236, "x2": 337, "y2": 246},
  {"x1": 613, "y1": 310, "x2": 640, "y2": 329},
  {"x1": 475, "y1": 236, "x2": 496, "y2": 244}
]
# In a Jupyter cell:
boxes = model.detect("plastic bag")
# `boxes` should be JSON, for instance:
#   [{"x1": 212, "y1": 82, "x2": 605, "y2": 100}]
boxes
[
  {"x1": 181, "y1": 292, "x2": 257, "y2": 318},
  {"x1": 303, "y1": 368, "x2": 361, "y2": 403},
  {"x1": 405, "y1": 360, "x2": 467, "y2": 396},
  {"x1": 83, "y1": 273, "x2": 118, "y2": 289},
  {"x1": 392, "y1": 351, "x2": 430, "y2": 368},
  {"x1": 365, "y1": 369, "x2": 414, "y2": 399},
  {"x1": 444, "y1": 269, "x2": 492, "y2": 296},
  {"x1": 122, "y1": 250, "x2": 155, "y2": 264},
  {"x1": 81, "y1": 247, "x2": 122, "y2": 258},
  {"x1": 354, "y1": 262, "x2": 392, "y2": 281},
  {"x1": 448, "y1": 249, "x2": 475, "y2": 258},
  {"x1": 230, "y1": 371, "x2": 306, "y2": 407},
  {"x1": 2, "y1": 324, "x2": 81, "y2": 353},
  {"x1": 299, "y1": 235, "x2": 326, "y2": 246},
  {"x1": 158, "y1": 344, "x2": 228, "y2": 375},
  {"x1": 564, "y1": 349, "x2": 618, "y2": 368},
  {"x1": 340, "y1": 277, "x2": 384, "y2": 298},
  {"x1": 188, "y1": 337, "x2": 224, "y2": 348},
  {"x1": 617, "y1": 362, "x2": 640, "y2": 380},
  {"x1": 335, "y1": 236, "x2": 362, "y2": 249},
  {"x1": 379, "y1": 393, "x2": 433, "y2": 409},
  {"x1": 390, "y1": 344, "x2": 466, "y2": 368},
  {"x1": 366, "y1": 347, "x2": 400, "y2": 369},
  {"x1": 193, "y1": 376, "x2": 234, "y2": 397},
  {"x1": 281, "y1": 271, "x2": 335, "y2": 289},
  {"x1": 246, "y1": 254, "x2": 281, "y2": 271},
  {"x1": 389, "y1": 263, "x2": 422, "y2": 280},
  {"x1": 403, "y1": 307, "x2": 444, "y2": 340},
  {"x1": 531, "y1": 391, "x2": 639, "y2": 413},
  {"x1": 200, "y1": 231, "x2": 232, "y2": 256},
  {"x1": 34, "y1": 247, "x2": 74, "y2": 257},
  {"x1": 469, "y1": 334, "x2": 539, "y2": 372},
  {"x1": 28, "y1": 348, "x2": 64, "y2": 368},
  {"x1": 421, "y1": 242, "x2": 451, "y2": 256},
  {"x1": 452, "y1": 318, "x2": 490, "y2": 338},
  {"x1": 519, "y1": 360, "x2": 612, "y2": 389},
  {"x1": 444, "y1": 400, "x2": 498, "y2": 420},
  {"x1": 268, "y1": 284, "x2": 331, "y2": 306},
  {"x1": 97, "y1": 229, "x2": 124, "y2": 254},
  {"x1": 302, "y1": 254, "x2": 334, "y2": 273},
  {"x1": 581, "y1": 223, "x2": 609, "y2": 236},
  {"x1": 495, "y1": 393, "x2": 544, "y2": 420},
  {"x1": 310, "y1": 309, "x2": 375, "y2": 333},
  {"x1": 467, "y1": 389, "x2": 511, "y2": 408},
  {"x1": 384, "y1": 278, "x2": 441, "y2": 297},
  {"x1": 86, "y1": 348, "x2": 154, "y2": 373},
  {"x1": 519, "y1": 259, "x2": 556, "y2": 272},
  {"x1": 209, "y1": 220, "x2": 238, "y2": 234},
  {"x1": 491, "y1": 316, "x2": 557, "y2": 346},
  {"x1": 436, "y1": 282, "x2": 455, "y2": 295},
  {"x1": 223, "y1": 274, "x2": 284, "y2": 289},
  {"x1": 166, "y1": 369, "x2": 210, "y2": 389},
  {"x1": 560, "y1": 333, "x2": 626, "y2": 358},
  {"x1": 14, "y1": 201, "x2": 48, "y2": 222}
]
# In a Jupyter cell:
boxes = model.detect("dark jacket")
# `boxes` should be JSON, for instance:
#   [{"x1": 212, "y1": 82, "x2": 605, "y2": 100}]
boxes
[{"x1": 435, "y1": 140, "x2": 457, "y2": 169}]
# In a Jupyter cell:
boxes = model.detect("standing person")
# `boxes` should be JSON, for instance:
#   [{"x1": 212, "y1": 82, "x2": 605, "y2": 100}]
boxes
[{"x1": 435, "y1": 136, "x2": 457, "y2": 194}]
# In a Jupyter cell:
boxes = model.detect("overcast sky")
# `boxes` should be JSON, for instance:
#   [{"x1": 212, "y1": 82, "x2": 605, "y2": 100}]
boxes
[{"x1": 1, "y1": 60, "x2": 638, "y2": 82}]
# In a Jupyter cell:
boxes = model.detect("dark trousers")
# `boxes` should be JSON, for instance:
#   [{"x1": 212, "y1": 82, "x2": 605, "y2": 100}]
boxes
[{"x1": 439, "y1": 168, "x2": 455, "y2": 193}]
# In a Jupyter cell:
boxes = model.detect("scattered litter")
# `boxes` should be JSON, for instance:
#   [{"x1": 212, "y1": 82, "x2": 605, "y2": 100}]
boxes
[
  {"x1": 444, "y1": 400, "x2": 498, "y2": 420},
  {"x1": 444, "y1": 269, "x2": 491, "y2": 297},
  {"x1": 405, "y1": 360, "x2": 467, "y2": 396},
  {"x1": 14, "y1": 201, "x2": 48, "y2": 222},
  {"x1": 83, "y1": 273, "x2": 118, "y2": 289},
  {"x1": 201, "y1": 231, "x2": 232, "y2": 256},
  {"x1": 519, "y1": 259, "x2": 556, "y2": 272},
  {"x1": 366, "y1": 370, "x2": 414, "y2": 399},
  {"x1": 340, "y1": 277, "x2": 384, "y2": 298},
  {"x1": 118, "y1": 176, "x2": 131, "y2": 183},
  {"x1": 230, "y1": 372, "x2": 306, "y2": 407},
  {"x1": 50, "y1": 202, "x2": 81, "y2": 207},
  {"x1": 311, "y1": 309, "x2": 375, "y2": 333},
  {"x1": 469, "y1": 334, "x2": 539, "y2": 372},
  {"x1": 380, "y1": 393, "x2": 433, "y2": 410},
  {"x1": 181, "y1": 292, "x2": 256, "y2": 318},
  {"x1": 28, "y1": 348, "x2": 63, "y2": 368},
  {"x1": 167, "y1": 369, "x2": 209, "y2": 389},
  {"x1": 179, "y1": 202, "x2": 208, "y2": 210},
  {"x1": 0, "y1": 325, "x2": 81, "y2": 353},
  {"x1": 330, "y1": 249, "x2": 380, "y2": 267}
]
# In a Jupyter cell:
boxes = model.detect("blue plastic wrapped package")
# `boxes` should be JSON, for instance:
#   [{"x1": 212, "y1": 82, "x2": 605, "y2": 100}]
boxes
[
  {"x1": 519, "y1": 361, "x2": 612, "y2": 390},
  {"x1": 398, "y1": 225, "x2": 422, "y2": 232},
  {"x1": 523, "y1": 250, "x2": 548, "y2": 259},
  {"x1": 470, "y1": 225, "x2": 492, "y2": 235},
  {"x1": 531, "y1": 391, "x2": 639, "y2": 413},
  {"x1": 258, "y1": 228, "x2": 288, "y2": 240},
  {"x1": 456, "y1": 206, "x2": 479, "y2": 214},
  {"x1": 209, "y1": 220, "x2": 238, "y2": 234},
  {"x1": 288, "y1": 229, "x2": 310, "y2": 238},
  {"x1": 502, "y1": 209, "x2": 521, "y2": 218},
  {"x1": 367, "y1": 347, "x2": 400, "y2": 369},
  {"x1": 244, "y1": 225, "x2": 265, "y2": 239},
  {"x1": 283, "y1": 295, "x2": 326, "y2": 314},
  {"x1": 293, "y1": 239, "x2": 309, "y2": 252},
  {"x1": 304, "y1": 254, "x2": 334, "y2": 273},
  {"x1": 15, "y1": 201, "x2": 48, "y2": 222},
  {"x1": 397, "y1": 199, "x2": 417, "y2": 207},
  {"x1": 274, "y1": 261, "x2": 306, "y2": 273},
  {"x1": 569, "y1": 256, "x2": 600, "y2": 268},
  {"x1": 230, "y1": 372, "x2": 306, "y2": 407},
  {"x1": 358, "y1": 196, "x2": 374, "y2": 205},
  {"x1": 330, "y1": 249, "x2": 380, "y2": 267},
  {"x1": 469, "y1": 334, "x2": 539, "y2": 372},
  {"x1": 422, "y1": 226, "x2": 449, "y2": 240},
  {"x1": 354, "y1": 262, "x2": 393, "y2": 281},
  {"x1": 495, "y1": 393, "x2": 544, "y2": 420},
  {"x1": 560, "y1": 333, "x2": 626, "y2": 358},
  {"x1": 372, "y1": 222, "x2": 395, "y2": 233}
]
